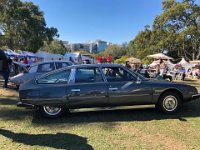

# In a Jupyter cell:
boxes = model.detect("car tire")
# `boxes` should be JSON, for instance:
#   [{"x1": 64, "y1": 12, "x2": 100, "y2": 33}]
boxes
[
  {"x1": 39, "y1": 106, "x2": 67, "y2": 119},
  {"x1": 157, "y1": 91, "x2": 182, "y2": 114}
]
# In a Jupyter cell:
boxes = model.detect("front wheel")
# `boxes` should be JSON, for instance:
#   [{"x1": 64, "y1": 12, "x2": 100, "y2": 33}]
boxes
[
  {"x1": 39, "y1": 106, "x2": 66, "y2": 119},
  {"x1": 157, "y1": 92, "x2": 182, "y2": 114}
]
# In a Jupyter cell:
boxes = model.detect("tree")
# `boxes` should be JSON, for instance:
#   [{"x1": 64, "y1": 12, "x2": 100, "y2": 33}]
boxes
[
  {"x1": 0, "y1": 0, "x2": 58, "y2": 52},
  {"x1": 127, "y1": 25, "x2": 153, "y2": 59},
  {"x1": 129, "y1": 0, "x2": 200, "y2": 60},
  {"x1": 101, "y1": 44, "x2": 126, "y2": 60},
  {"x1": 152, "y1": 0, "x2": 200, "y2": 60},
  {"x1": 39, "y1": 40, "x2": 70, "y2": 55}
]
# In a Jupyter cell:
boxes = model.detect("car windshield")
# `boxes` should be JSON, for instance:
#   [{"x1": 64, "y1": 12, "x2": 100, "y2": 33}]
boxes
[{"x1": 126, "y1": 68, "x2": 149, "y2": 81}]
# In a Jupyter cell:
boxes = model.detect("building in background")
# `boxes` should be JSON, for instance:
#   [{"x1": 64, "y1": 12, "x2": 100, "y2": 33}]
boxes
[
  {"x1": 96, "y1": 40, "x2": 108, "y2": 52},
  {"x1": 68, "y1": 40, "x2": 110, "y2": 53}
]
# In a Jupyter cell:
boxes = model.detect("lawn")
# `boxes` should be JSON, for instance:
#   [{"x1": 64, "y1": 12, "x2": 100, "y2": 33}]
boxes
[{"x1": 0, "y1": 79, "x2": 200, "y2": 150}]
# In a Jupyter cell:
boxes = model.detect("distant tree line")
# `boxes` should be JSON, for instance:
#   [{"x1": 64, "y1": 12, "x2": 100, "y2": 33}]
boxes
[
  {"x1": 127, "y1": 0, "x2": 200, "y2": 61},
  {"x1": 97, "y1": 0, "x2": 200, "y2": 63},
  {"x1": 0, "y1": 0, "x2": 59, "y2": 53},
  {"x1": 1, "y1": 0, "x2": 200, "y2": 60}
]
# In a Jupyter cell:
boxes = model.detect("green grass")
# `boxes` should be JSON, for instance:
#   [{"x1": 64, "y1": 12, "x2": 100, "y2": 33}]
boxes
[{"x1": 0, "y1": 79, "x2": 200, "y2": 150}]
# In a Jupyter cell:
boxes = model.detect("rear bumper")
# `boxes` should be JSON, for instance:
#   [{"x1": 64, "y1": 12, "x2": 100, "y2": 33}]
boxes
[
  {"x1": 17, "y1": 101, "x2": 34, "y2": 108},
  {"x1": 192, "y1": 94, "x2": 200, "y2": 101}
]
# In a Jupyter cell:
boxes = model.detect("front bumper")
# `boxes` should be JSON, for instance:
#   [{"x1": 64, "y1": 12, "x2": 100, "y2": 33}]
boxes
[{"x1": 192, "y1": 94, "x2": 200, "y2": 101}]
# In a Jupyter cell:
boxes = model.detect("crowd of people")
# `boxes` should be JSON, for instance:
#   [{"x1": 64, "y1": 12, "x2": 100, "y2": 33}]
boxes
[
  {"x1": 2, "y1": 48, "x2": 200, "y2": 89},
  {"x1": 0, "y1": 49, "x2": 40, "y2": 89}
]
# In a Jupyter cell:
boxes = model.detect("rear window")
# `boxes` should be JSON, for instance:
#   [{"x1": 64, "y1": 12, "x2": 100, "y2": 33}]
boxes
[
  {"x1": 37, "y1": 63, "x2": 55, "y2": 72},
  {"x1": 75, "y1": 67, "x2": 103, "y2": 83},
  {"x1": 37, "y1": 69, "x2": 71, "y2": 84}
]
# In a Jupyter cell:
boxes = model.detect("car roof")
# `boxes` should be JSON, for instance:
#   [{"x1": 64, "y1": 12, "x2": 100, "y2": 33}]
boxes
[
  {"x1": 47, "y1": 63, "x2": 124, "y2": 73},
  {"x1": 70, "y1": 63, "x2": 123, "y2": 68},
  {"x1": 31, "y1": 60, "x2": 72, "y2": 66}
]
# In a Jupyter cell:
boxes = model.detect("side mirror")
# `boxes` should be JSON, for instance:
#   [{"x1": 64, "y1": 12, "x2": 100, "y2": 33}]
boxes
[{"x1": 136, "y1": 77, "x2": 142, "y2": 84}]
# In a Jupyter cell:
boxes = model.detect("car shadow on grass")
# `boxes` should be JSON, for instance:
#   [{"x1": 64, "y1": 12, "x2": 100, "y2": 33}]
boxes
[
  {"x1": 0, "y1": 97, "x2": 18, "y2": 105},
  {"x1": 0, "y1": 128, "x2": 93, "y2": 150},
  {"x1": 31, "y1": 99, "x2": 200, "y2": 125}
]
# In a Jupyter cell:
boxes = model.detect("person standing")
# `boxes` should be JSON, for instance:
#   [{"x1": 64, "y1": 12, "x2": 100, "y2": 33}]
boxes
[
  {"x1": 159, "y1": 59, "x2": 166, "y2": 77},
  {"x1": 107, "y1": 55, "x2": 112, "y2": 63},
  {"x1": 0, "y1": 49, "x2": 12, "y2": 88},
  {"x1": 23, "y1": 56, "x2": 28, "y2": 64},
  {"x1": 125, "y1": 61, "x2": 131, "y2": 69},
  {"x1": 28, "y1": 57, "x2": 33, "y2": 65}
]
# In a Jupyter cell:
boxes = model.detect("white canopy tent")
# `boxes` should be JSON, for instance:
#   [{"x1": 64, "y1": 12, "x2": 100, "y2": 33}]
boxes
[
  {"x1": 165, "y1": 60, "x2": 176, "y2": 70},
  {"x1": 126, "y1": 57, "x2": 141, "y2": 64},
  {"x1": 149, "y1": 60, "x2": 175, "y2": 70},
  {"x1": 64, "y1": 52, "x2": 82, "y2": 64},
  {"x1": 147, "y1": 53, "x2": 173, "y2": 60},
  {"x1": 149, "y1": 60, "x2": 159, "y2": 67},
  {"x1": 176, "y1": 58, "x2": 194, "y2": 71},
  {"x1": 35, "y1": 51, "x2": 63, "y2": 61}
]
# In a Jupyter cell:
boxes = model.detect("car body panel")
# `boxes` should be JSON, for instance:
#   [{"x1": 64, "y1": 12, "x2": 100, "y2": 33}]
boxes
[
  {"x1": 67, "y1": 82, "x2": 108, "y2": 108},
  {"x1": 107, "y1": 81, "x2": 154, "y2": 106}
]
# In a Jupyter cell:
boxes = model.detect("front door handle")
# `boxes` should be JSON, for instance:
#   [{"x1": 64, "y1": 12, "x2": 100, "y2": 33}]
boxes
[
  {"x1": 71, "y1": 89, "x2": 80, "y2": 92},
  {"x1": 109, "y1": 87, "x2": 118, "y2": 91}
]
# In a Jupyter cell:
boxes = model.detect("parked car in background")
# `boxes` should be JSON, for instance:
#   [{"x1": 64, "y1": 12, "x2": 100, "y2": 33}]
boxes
[
  {"x1": 10, "y1": 61, "x2": 73, "y2": 88},
  {"x1": 18, "y1": 64, "x2": 200, "y2": 119}
]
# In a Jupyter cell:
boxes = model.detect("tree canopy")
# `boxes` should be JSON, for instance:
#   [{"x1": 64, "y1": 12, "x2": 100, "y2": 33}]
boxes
[
  {"x1": 39, "y1": 40, "x2": 70, "y2": 55},
  {"x1": 128, "y1": 0, "x2": 200, "y2": 60},
  {"x1": 0, "y1": 0, "x2": 58, "y2": 52},
  {"x1": 101, "y1": 44, "x2": 126, "y2": 59}
]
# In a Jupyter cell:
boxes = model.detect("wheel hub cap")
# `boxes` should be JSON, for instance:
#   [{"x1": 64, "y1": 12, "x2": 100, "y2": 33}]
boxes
[
  {"x1": 43, "y1": 106, "x2": 62, "y2": 116},
  {"x1": 163, "y1": 96, "x2": 178, "y2": 111}
]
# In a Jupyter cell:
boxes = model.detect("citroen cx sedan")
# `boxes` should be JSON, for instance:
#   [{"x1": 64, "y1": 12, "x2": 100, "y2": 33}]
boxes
[{"x1": 19, "y1": 64, "x2": 200, "y2": 118}]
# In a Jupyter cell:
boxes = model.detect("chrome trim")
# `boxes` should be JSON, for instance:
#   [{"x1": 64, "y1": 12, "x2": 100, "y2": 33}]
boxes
[
  {"x1": 68, "y1": 68, "x2": 76, "y2": 84},
  {"x1": 192, "y1": 94, "x2": 200, "y2": 99},
  {"x1": 109, "y1": 88, "x2": 118, "y2": 91},
  {"x1": 71, "y1": 89, "x2": 80, "y2": 92},
  {"x1": 109, "y1": 94, "x2": 151, "y2": 98},
  {"x1": 22, "y1": 98, "x2": 66, "y2": 101}
]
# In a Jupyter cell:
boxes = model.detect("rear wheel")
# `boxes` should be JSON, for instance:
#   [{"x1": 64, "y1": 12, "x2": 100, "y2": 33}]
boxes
[
  {"x1": 157, "y1": 91, "x2": 182, "y2": 114},
  {"x1": 39, "y1": 106, "x2": 67, "y2": 119}
]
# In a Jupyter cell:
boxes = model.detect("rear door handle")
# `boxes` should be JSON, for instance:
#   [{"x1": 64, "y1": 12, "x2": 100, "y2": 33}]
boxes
[
  {"x1": 109, "y1": 88, "x2": 118, "y2": 91},
  {"x1": 71, "y1": 89, "x2": 80, "y2": 92}
]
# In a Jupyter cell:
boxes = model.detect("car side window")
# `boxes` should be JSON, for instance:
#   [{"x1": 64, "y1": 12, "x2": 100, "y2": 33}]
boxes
[
  {"x1": 37, "y1": 63, "x2": 55, "y2": 72},
  {"x1": 28, "y1": 65, "x2": 38, "y2": 73},
  {"x1": 102, "y1": 67, "x2": 136, "y2": 82},
  {"x1": 55, "y1": 62, "x2": 70, "y2": 69},
  {"x1": 37, "y1": 69, "x2": 71, "y2": 84},
  {"x1": 75, "y1": 67, "x2": 103, "y2": 83}
]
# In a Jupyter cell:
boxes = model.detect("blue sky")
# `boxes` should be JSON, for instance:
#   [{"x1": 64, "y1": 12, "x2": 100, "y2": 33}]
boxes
[{"x1": 24, "y1": 0, "x2": 163, "y2": 44}]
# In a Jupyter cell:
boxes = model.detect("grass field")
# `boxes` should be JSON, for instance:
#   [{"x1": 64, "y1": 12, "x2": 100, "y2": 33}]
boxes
[{"x1": 0, "y1": 79, "x2": 200, "y2": 150}]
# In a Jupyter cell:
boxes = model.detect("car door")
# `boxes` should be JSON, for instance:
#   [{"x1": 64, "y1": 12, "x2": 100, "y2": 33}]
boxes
[
  {"x1": 102, "y1": 66, "x2": 153, "y2": 106},
  {"x1": 36, "y1": 69, "x2": 71, "y2": 105},
  {"x1": 67, "y1": 66, "x2": 108, "y2": 108},
  {"x1": 35, "y1": 62, "x2": 55, "y2": 79}
]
